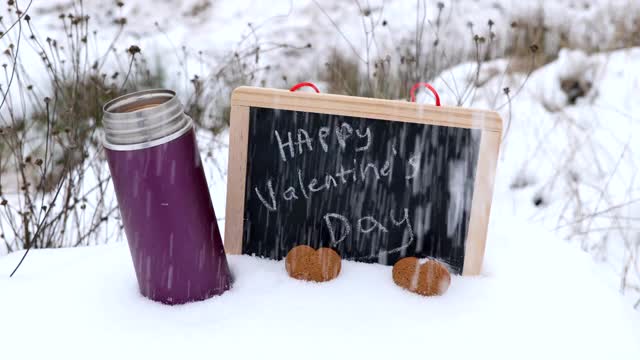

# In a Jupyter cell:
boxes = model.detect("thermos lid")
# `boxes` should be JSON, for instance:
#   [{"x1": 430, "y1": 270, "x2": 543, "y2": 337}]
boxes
[{"x1": 102, "y1": 89, "x2": 192, "y2": 151}]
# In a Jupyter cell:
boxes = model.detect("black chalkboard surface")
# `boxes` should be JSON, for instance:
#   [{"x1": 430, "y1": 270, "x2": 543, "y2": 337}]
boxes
[{"x1": 225, "y1": 87, "x2": 502, "y2": 275}]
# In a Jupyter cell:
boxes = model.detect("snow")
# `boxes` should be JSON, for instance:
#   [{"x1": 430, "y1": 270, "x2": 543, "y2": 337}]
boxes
[
  {"x1": 23, "y1": 0, "x2": 640, "y2": 96},
  {"x1": 1, "y1": 0, "x2": 640, "y2": 358},
  {"x1": 493, "y1": 48, "x2": 640, "y2": 308},
  {"x1": 1, "y1": 209, "x2": 639, "y2": 359},
  {"x1": 3, "y1": 80, "x2": 640, "y2": 355}
]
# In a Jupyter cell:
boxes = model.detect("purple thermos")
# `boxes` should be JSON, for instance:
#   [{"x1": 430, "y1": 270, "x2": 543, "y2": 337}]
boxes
[{"x1": 102, "y1": 89, "x2": 231, "y2": 304}]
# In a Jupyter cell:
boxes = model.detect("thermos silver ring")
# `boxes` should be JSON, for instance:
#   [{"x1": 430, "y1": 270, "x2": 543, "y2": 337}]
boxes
[{"x1": 102, "y1": 89, "x2": 191, "y2": 150}]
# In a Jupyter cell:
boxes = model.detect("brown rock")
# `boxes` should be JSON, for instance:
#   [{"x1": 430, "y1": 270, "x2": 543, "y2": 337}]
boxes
[
  {"x1": 285, "y1": 245, "x2": 341, "y2": 282},
  {"x1": 392, "y1": 257, "x2": 451, "y2": 296}
]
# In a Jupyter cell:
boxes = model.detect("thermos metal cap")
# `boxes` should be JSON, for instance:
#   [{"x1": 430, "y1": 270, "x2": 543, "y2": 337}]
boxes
[{"x1": 102, "y1": 89, "x2": 192, "y2": 151}]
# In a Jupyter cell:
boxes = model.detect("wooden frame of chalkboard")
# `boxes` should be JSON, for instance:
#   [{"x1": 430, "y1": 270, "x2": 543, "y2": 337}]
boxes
[{"x1": 225, "y1": 86, "x2": 502, "y2": 276}]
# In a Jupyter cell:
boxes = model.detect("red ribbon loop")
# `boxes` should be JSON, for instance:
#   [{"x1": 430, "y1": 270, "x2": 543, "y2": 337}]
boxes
[
  {"x1": 410, "y1": 82, "x2": 441, "y2": 106},
  {"x1": 289, "y1": 82, "x2": 320, "y2": 93}
]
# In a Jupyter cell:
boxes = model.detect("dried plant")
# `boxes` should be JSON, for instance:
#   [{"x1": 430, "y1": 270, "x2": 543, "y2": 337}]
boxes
[
  {"x1": 0, "y1": 0, "x2": 168, "y2": 275},
  {"x1": 317, "y1": 1, "x2": 536, "y2": 110},
  {"x1": 0, "y1": 0, "x2": 311, "y2": 277}
]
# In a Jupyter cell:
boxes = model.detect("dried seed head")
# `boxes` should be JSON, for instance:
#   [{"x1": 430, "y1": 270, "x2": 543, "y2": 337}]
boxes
[{"x1": 127, "y1": 45, "x2": 141, "y2": 56}]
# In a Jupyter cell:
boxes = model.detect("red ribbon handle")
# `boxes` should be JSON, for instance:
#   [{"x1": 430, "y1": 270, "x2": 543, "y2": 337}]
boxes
[
  {"x1": 410, "y1": 82, "x2": 441, "y2": 106},
  {"x1": 289, "y1": 82, "x2": 320, "y2": 93}
]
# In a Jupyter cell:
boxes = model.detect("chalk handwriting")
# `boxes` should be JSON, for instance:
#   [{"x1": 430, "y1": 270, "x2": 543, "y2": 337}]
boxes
[
  {"x1": 324, "y1": 213, "x2": 351, "y2": 246},
  {"x1": 335, "y1": 123, "x2": 353, "y2": 149},
  {"x1": 358, "y1": 216, "x2": 389, "y2": 234},
  {"x1": 319, "y1": 127, "x2": 330, "y2": 152},
  {"x1": 273, "y1": 123, "x2": 373, "y2": 161},
  {"x1": 274, "y1": 130, "x2": 294, "y2": 162},
  {"x1": 324, "y1": 209, "x2": 413, "y2": 251},
  {"x1": 254, "y1": 151, "x2": 427, "y2": 212},
  {"x1": 283, "y1": 187, "x2": 298, "y2": 201},
  {"x1": 254, "y1": 180, "x2": 277, "y2": 211},
  {"x1": 387, "y1": 208, "x2": 415, "y2": 254},
  {"x1": 355, "y1": 128, "x2": 372, "y2": 152},
  {"x1": 294, "y1": 129, "x2": 313, "y2": 154},
  {"x1": 360, "y1": 162, "x2": 380, "y2": 181},
  {"x1": 256, "y1": 119, "x2": 447, "y2": 262}
]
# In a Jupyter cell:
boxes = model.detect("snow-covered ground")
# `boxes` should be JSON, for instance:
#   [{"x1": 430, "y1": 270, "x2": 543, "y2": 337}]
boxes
[
  {"x1": 1, "y1": 0, "x2": 640, "y2": 358},
  {"x1": 1, "y1": 210, "x2": 639, "y2": 359}
]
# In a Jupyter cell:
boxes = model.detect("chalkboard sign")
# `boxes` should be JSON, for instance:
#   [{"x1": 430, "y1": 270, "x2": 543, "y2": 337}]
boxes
[{"x1": 225, "y1": 87, "x2": 502, "y2": 275}]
